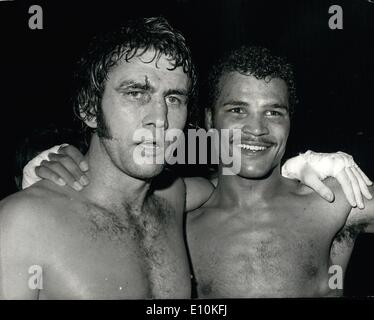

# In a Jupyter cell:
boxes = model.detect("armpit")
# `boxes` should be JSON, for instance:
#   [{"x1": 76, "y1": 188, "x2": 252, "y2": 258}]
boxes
[{"x1": 334, "y1": 223, "x2": 368, "y2": 244}]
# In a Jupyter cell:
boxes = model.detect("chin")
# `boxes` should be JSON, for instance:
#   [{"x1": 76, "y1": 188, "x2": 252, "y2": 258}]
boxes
[
  {"x1": 237, "y1": 165, "x2": 274, "y2": 179},
  {"x1": 129, "y1": 163, "x2": 165, "y2": 180},
  {"x1": 127, "y1": 151, "x2": 167, "y2": 179}
]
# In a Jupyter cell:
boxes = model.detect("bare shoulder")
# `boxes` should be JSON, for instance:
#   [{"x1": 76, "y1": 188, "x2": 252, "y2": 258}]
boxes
[
  {"x1": 295, "y1": 177, "x2": 351, "y2": 208},
  {"x1": 299, "y1": 177, "x2": 374, "y2": 224},
  {"x1": 0, "y1": 184, "x2": 53, "y2": 230},
  {"x1": 0, "y1": 181, "x2": 78, "y2": 299},
  {"x1": 276, "y1": 177, "x2": 353, "y2": 232},
  {"x1": 1, "y1": 180, "x2": 73, "y2": 220},
  {"x1": 0, "y1": 180, "x2": 80, "y2": 251}
]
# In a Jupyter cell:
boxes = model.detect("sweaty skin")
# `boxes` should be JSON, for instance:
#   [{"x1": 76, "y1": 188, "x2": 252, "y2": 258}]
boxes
[
  {"x1": 0, "y1": 174, "x2": 190, "y2": 299},
  {"x1": 186, "y1": 72, "x2": 374, "y2": 298},
  {"x1": 187, "y1": 178, "x2": 373, "y2": 298},
  {"x1": 0, "y1": 52, "x2": 193, "y2": 299},
  {"x1": 8, "y1": 48, "x2": 373, "y2": 298},
  {"x1": 15, "y1": 148, "x2": 373, "y2": 298}
]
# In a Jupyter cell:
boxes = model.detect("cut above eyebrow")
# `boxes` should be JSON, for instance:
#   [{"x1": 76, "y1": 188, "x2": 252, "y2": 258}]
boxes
[
  {"x1": 115, "y1": 80, "x2": 188, "y2": 98},
  {"x1": 116, "y1": 78, "x2": 152, "y2": 91}
]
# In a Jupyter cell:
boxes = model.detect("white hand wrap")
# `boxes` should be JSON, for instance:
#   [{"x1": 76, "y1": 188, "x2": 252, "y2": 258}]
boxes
[
  {"x1": 281, "y1": 150, "x2": 356, "y2": 180},
  {"x1": 22, "y1": 144, "x2": 69, "y2": 189}
]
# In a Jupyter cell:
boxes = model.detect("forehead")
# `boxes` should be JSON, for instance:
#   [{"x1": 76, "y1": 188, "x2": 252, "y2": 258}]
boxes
[
  {"x1": 107, "y1": 49, "x2": 190, "y2": 90},
  {"x1": 217, "y1": 72, "x2": 289, "y2": 105}
]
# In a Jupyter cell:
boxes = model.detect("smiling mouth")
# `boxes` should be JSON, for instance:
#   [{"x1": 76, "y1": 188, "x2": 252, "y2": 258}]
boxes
[{"x1": 236, "y1": 143, "x2": 273, "y2": 153}]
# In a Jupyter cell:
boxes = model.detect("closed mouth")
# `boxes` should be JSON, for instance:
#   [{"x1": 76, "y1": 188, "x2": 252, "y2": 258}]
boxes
[{"x1": 139, "y1": 141, "x2": 162, "y2": 149}]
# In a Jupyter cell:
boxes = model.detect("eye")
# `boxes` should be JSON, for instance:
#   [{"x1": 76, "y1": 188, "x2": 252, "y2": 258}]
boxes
[
  {"x1": 126, "y1": 91, "x2": 143, "y2": 99},
  {"x1": 123, "y1": 90, "x2": 151, "y2": 104},
  {"x1": 166, "y1": 95, "x2": 182, "y2": 106},
  {"x1": 265, "y1": 110, "x2": 283, "y2": 117},
  {"x1": 228, "y1": 107, "x2": 245, "y2": 114}
]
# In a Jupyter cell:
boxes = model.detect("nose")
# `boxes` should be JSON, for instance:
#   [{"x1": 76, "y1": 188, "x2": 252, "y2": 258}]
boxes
[
  {"x1": 142, "y1": 98, "x2": 169, "y2": 130},
  {"x1": 242, "y1": 114, "x2": 269, "y2": 136}
]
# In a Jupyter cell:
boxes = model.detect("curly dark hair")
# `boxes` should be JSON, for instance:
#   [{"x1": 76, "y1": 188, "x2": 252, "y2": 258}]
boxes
[
  {"x1": 74, "y1": 16, "x2": 198, "y2": 136},
  {"x1": 206, "y1": 46, "x2": 298, "y2": 116}
]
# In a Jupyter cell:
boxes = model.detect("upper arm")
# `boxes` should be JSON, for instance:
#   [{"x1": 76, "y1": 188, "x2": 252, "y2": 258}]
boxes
[
  {"x1": 0, "y1": 195, "x2": 42, "y2": 299},
  {"x1": 184, "y1": 177, "x2": 215, "y2": 212}
]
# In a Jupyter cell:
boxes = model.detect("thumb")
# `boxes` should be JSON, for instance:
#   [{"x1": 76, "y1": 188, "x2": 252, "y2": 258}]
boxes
[{"x1": 300, "y1": 165, "x2": 335, "y2": 202}]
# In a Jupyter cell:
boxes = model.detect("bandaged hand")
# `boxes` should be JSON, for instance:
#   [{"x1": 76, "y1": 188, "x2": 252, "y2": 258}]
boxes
[
  {"x1": 22, "y1": 144, "x2": 68, "y2": 189},
  {"x1": 282, "y1": 150, "x2": 372, "y2": 208},
  {"x1": 22, "y1": 144, "x2": 89, "y2": 191}
]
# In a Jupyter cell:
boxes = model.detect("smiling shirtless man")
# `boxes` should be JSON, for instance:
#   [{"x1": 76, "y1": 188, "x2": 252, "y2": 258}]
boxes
[
  {"x1": 186, "y1": 46, "x2": 374, "y2": 297},
  {"x1": 20, "y1": 36, "x2": 373, "y2": 298}
]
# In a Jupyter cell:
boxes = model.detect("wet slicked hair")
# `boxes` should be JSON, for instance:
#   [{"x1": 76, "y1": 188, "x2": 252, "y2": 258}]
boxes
[
  {"x1": 74, "y1": 16, "x2": 197, "y2": 134},
  {"x1": 206, "y1": 46, "x2": 298, "y2": 115}
]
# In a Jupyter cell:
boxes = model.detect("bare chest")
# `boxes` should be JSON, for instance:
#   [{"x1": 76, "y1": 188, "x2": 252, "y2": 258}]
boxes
[
  {"x1": 40, "y1": 199, "x2": 191, "y2": 299},
  {"x1": 187, "y1": 203, "x2": 346, "y2": 298}
]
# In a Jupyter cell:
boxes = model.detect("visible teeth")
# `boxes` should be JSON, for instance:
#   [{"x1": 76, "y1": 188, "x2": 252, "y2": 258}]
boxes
[{"x1": 237, "y1": 144, "x2": 268, "y2": 151}]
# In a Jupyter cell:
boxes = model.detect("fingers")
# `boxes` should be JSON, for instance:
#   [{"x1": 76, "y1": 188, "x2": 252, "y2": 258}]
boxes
[
  {"x1": 351, "y1": 166, "x2": 373, "y2": 200},
  {"x1": 36, "y1": 160, "x2": 86, "y2": 191},
  {"x1": 334, "y1": 152, "x2": 373, "y2": 206},
  {"x1": 48, "y1": 153, "x2": 88, "y2": 184},
  {"x1": 337, "y1": 151, "x2": 372, "y2": 186},
  {"x1": 35, "y1": 165, "x2": 67, "y2": 187},
  {"x1": 58, "y1": 145, "x2": 88, "y2": 172},
  {"x1": 301, "y1": 165, "x2": 334, "y2": 202},
  {"x1": 344, "y1": 167, "x2": 364, "y2": 209},
  {"x1": 335, "y1": 170, "x2": 357, "y2": 208},
  {"x1": 355, "y1": 165, "x2": 373, "y2": 186},
  {"x1": 34, "y1": 144, "x2": 90, "y2": 191}
]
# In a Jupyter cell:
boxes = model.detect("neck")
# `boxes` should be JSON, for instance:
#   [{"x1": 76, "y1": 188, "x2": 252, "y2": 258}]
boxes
[
  {"x1": 214, "y1": 164, "x2": 283, "y2": 208},
  {"x1": 81, "y1": 134, "x2": 152, "y2": 212}
]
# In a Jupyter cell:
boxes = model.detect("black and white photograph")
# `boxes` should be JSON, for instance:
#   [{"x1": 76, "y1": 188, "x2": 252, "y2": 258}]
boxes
[{"x1": 0, "y1": 0, "x2": 374, "y2": 311}]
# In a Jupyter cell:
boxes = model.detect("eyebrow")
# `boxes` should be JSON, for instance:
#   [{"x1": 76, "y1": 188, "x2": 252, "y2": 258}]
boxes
[
  {"x1": 268, "y1": 103, "x2": 289, "y2": 111},
  {"x1": 164, "y1": 88, "x2": 189, "y2": 97},
  {"x1": 115, "y1": 76, "x2": 153, "y2": 92},
  {"x1": 223, "y1": 100, "x2": 289, "y2": 111},
  {"x1": 223, "y1": 100, "x2": 249, "y2": 107},
  {"x1": 115, "y1": 79, "x2": 188, "y2": 98}
]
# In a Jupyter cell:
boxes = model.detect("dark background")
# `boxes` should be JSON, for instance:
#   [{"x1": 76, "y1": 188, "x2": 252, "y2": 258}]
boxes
[{"x1": 0, "y1": 0, "x2": 373, "y2": 296}]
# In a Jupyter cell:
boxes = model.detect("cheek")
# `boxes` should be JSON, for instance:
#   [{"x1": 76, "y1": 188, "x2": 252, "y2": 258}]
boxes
[
  {"x1": 281, "y1": 122, "x2": 290, "y2": 141},
  {"x1": 104, "y1": 99, "x2": 140, "y2": 128},
  {"x1": 168, "y1": 108, "x2": 188, "y2": 130},
  {"x1": 213, "y1": 114, "x2": 237, "y2": 130},
  {"x1": 271, "y1": 124, "x2": 290, "y2": 150}
]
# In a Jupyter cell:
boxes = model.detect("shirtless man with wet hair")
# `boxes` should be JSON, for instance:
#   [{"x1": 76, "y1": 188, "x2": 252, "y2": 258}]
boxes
[
  {"x1": 0, "y1": 17, "x2": 201, "y2": 299},
  {"x1": 22, "y1": 40, "x2": 373, "y2": 297}
]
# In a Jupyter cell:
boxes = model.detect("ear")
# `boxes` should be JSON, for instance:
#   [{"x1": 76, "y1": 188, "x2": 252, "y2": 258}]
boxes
[
  {"x1": 204, "y1": 108, "x2": 213, "y2": 130},
  {"x1": 80, "y1": 108, "x2": 98, "y2": 129}
]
